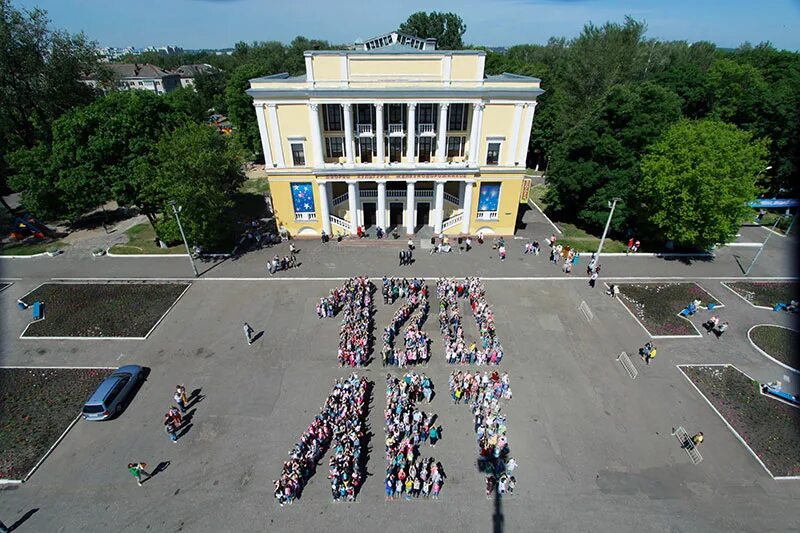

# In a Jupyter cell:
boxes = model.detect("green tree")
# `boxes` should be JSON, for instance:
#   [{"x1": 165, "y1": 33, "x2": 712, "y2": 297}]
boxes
[
  {"x1": 639, "y1": 119, "x2": 768, "y2": 249},
  {"x1": 544, "y1": 82, "x2": 682, "y2": 232},
  {"x1": 703, "y1": 58, "x2": 768, "y2": 131},
  {"x1": 0, "y1": 0, "x2": 99, "y2": 210},
  {"x1": 399, "y1": 12, "x2": 467, "y2": 49},
  {"x1": 163, "y1": 86, "x2": 207, "y2": 122},
  {"x1": 194, "y1": 70, "x2": 229, "y2": 113},
  {"x1": 224, "y1": 63, "x2": 266, "y2": 158},
  {"x1": 143, "y1": 123, "x2": 244, "y2": 247}
]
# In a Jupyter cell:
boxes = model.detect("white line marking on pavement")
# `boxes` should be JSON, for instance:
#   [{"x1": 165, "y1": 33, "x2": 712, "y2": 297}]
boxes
[
  {"x1": 528, "y1": 199, "x2": 562, "y2": 234},
  {"x1": 49, "y1": 276, "x2": 800, "y2": 282}
]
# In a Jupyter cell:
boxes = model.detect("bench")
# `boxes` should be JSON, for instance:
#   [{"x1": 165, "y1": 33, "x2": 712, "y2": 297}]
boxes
[{"x1": 32, "y1": 300, "x2": 44, "y2": 321}]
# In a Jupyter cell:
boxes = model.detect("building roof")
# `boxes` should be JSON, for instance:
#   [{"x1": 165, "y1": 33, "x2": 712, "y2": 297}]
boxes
[
  {"x1": 249, "y1": 72, "x2": 307, "y2": 83},
  {"x1": 246, "y1": 86, "x2": 544, "y2": 100},
  {"x1": 486, "y1": 72, "x2": 541, "y2": 83},
  {"x1": 173, "y1": 64, "x2": 218, "y2": 78},
  {"x1": 306, "y1": 48, "x2": 484, "y2": 57},
  {"x1": 89, "y1": 63, "x2": 177, "y2": 80}
]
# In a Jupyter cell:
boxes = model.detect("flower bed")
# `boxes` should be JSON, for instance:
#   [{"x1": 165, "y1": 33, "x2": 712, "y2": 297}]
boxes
[
  {"x1": 749, "y1": 325, "x2": 799, "y2": 371},
  {"x1": 681, "y1": 365, "x2": 800, "y2": 478},
  {"x1": 616, "y1": 283, "x2": 721, "y2": 336},
  {"x1": 0, "y1": 367, "x2": 114, "y2": 480},
  {"x1": 725, "y1": 281, "x2": 799, "y2": 308},
  {"x1": 21, "y1": 282, "x2": 190, "y2": 338}
]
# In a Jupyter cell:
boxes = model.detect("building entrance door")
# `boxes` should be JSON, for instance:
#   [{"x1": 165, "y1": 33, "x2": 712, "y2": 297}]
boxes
[
  {"x1": 416, "y1": 202, "x2": 430, "y2": 228},
  {"x1": 389, "y1": 203, "x2": 403, "y2": 228},
  {"x1": 363, "y1": 202, "x2": 376, "y2": 228}
]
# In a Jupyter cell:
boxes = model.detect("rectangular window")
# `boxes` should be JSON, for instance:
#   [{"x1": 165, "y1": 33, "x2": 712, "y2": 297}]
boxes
[
  {"x1": 325, "y1": 137, "x2": 344, "y2": 159},
  {"x1": 389, "y1": 137, "x2": 402, "y2": 162},
  {"x1": 447, "y1": 137, "x2": 465, "y2": 158},
  {"x1": 388, "y1": 104, "x2": 402, "y2": 124},
  {"x1": 448, "y1": 103, "x2": 467, "y2": 131},
  {"x1": 356, "y1": 104, "x2": 372, "y2": 125},
  {"x1": 323, "y1": 105, "x2": 342, "y2": 131},
  {"x1": 291, "y1": 143, "x2": 306, "y2": 166},
  {"x1": 418, "y1": 104, "x2": 434, "y2": 124},
  {"x1": 418, "y1": 138, "x2": 433, "y2": 162},
  {"x1": 486, "y1": 142, "x2": 500, "y2": 165},
  {"x1": 359, "y1": 138, "x2": 372, "y2": 163}
]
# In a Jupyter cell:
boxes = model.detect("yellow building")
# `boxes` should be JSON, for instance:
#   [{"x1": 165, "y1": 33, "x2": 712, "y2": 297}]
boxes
[{"x1": 247, "y1": 31, "x2": 542, "y2": 238}]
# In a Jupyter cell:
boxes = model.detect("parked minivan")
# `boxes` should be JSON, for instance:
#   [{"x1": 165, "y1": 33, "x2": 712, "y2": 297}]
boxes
[{"x1": 82, "y1": 365, "x2": 144, "y2": 421}]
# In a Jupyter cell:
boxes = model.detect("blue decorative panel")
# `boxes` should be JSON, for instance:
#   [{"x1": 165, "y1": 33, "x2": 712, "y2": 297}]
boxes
[
  {"x1": 478, "y1": 183, "x2": 501, "y2": 211},
  {"x1": 291, "y1": 182, "x2": 315, "y2": 213}
]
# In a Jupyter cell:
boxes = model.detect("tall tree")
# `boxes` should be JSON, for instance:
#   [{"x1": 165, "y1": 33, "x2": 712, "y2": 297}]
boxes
[
  {"x1": 142, "y1": 123, "x2": 245, "y2": 247},
  {"x1": 544, "y1": 82, "x2": 682, "y2": 232},
  {"x1": 399, "y1": 12, "x2": 467, "y2": 49},
  {"x1": 0, "y1": 0, "x2": 99, "y2": 209},
  {"x1": 224, "y1": 63, "x2": 266, "y2": 159},
  {"x1": 639, "y1": 119, "x2": 767, "y2": 249}
]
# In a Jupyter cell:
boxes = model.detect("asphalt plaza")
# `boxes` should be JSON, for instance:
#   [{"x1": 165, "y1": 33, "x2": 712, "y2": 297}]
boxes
[{"x1": 1, "y1": 275, "x2": 799, "y2": 532}]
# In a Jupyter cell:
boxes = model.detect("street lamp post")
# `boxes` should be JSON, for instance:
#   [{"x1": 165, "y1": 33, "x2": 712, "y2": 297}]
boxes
[
  {"x1": 745, "y1": 214, "x2": 783, "y2": 276},
  {"x1": 595, "y1": 197, "x2": 622, "y2": 263},
  {"x1": 170, "y1": 200, "x2": 198, "y2": 278}
]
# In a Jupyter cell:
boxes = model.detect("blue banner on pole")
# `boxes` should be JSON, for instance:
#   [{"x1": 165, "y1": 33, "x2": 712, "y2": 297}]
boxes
[{"x1": 748, "y1": 198, "x2": 799, "y2": 208}]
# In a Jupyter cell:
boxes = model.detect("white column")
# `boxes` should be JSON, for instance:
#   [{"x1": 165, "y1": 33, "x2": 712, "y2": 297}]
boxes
[
  {"x1": 375, "y1": 103, "x2": 385, "y2": 165},
  {"x1": 467, "y1": 102, "x2": 484, "y2": 166},
  {"x1": 436, "y1": 103, "x2": 449, "y2": 163},
  {"x1": 347, "y1": 180, "x2": 359, "y2": 234},
  {"x1": 433, "y1": 181, "x2": 445, "y2": 233},
  {"x1": 461, "y1": 180, "x2": 475, "y2": 234},
  {"x1": 267, "y1": 104, "x2": 285, "y2": 167},
  {"x1": 405, "y1": 180, "x2": 416, "y2": 234},
  {"x1": 507, "y1": 103, "x2": 524, "y2": 165},
  {"x1": 376, "y1": 180, "x2": 387, "y2": 229},
  {"x1": 253, "y1": 102, "x2": 273, "y2": 167},
  {"x1": 318, "y1": 181, "x2": 331, "y2": 235},
  {"x1": 308, "y1": 103, "x2": 324, "y2": 166},
  {"x1": 342, "y1": 103, "x2": 354, "y2": 165},
  {"x1": 406, "y1": 103, "x2": 416, "y2": 163},
  {"x1": 516, "y1": 101, "x2": 537, "y2": 167}
]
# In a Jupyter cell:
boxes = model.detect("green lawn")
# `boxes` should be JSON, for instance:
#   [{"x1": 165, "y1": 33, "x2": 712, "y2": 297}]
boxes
[
  {"x1": 528, "y1": 183, "x2": 549, "y2": 210},
  {"x1": 239, "y1": 177, "x2": 270, "y2": 195},
  {"x1": 108, "y1": 223, "x2": 184, "y2": 255},
  {"x1": 558, "y1": 223, "x2": 628, "y2": 253},
  {"x1": 0, "y1": 239, "x2": 67, "y2": 256},
  {"x1": 753, "y1": 211, "x2": 797, "y2": 235}
]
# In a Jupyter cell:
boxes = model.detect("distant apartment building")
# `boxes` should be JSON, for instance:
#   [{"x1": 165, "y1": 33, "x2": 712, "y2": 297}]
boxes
[
  {"x1": 174, "y1": 64, "x2": 219, "y2": 88},
  {"x1": 82, "y1": 63, "x2": 181, "y2": 94}
]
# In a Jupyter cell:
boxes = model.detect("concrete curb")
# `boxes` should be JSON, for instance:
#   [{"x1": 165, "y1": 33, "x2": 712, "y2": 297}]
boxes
[
  {"x1": 0, "y1": 252, "x2": 50, "y2": 259},
  {"x1": 746, "y1": 324, "x2": 799, "y2": 374},
  {"x1": 677, "y1": 363, "x2": 800, "y2": 480},
  {"x1": 105, "y1": 251, "x2": 189, "y2": 258}
]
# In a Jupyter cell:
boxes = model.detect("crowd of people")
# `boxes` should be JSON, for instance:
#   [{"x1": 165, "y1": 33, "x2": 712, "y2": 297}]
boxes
[
  {"x1": 381, "y1": 278, "x2": 431, "y2": 367},
  {"x1": 316, "y1": 277, "x2": 374, "y2": 366},
  {"x1": 384, "y1": 373, "x2": 444, "y2": 500},
  {"x1": 274, "y1": 374, "x2": 369, "y2": 506},
  {"x1": 448, "y1": 370, "x2": 516, "y2": 497},
  {"x1": 437, "y1": 278, "x2": 504, "y2": 365}
]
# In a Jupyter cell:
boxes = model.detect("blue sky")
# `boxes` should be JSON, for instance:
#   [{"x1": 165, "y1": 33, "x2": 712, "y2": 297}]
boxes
[{"x1": 15, "y1": 0, "x2": 800, "y2": 50}]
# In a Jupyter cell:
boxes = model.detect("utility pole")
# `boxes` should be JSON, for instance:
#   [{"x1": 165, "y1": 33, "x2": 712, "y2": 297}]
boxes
[
  {"x1": 170, "y1": 200, "x2": 198, "y2": 278},
  {"x1": 745, "y1": 215, "x2": 783, "y2": 276},
  {"x1": 595, "y1": 197, "x2": 622, "y2": 263}
]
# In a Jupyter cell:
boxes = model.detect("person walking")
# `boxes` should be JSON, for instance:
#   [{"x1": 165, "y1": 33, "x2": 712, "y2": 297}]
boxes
[
  {"x1": 429, "y1": 425, "x2": 440, "y2": 447},
  {"x1": 691, "y1": 432, "x2": 704, "y2": 446},
  {"x1": 465, "y1": 236, "x2": 472, "y2": 252},
  {"x1": 174, "y1": 385, "x2": 189, "y2": 414},
  {"x1": 498, "y1": 245, "x2": 506, "y2": 262},
  {"x1": 128, "y1": 462, "x2": 151, "y2": 486},
  {"x1": 715, "y1": 322, "x2": 729, "y2": 338},
  {"x1": 165, "y1": 417, "x2": 178, "y2": 442},
  {"x1": 399, "y1": 250, "x2": 405, "y2": 267},
  {"x1": 407, "y1": 249, "x2": 413, "y2": 265},
  {"x1": 243, "y1": 322, "x2": 254, "y2": 345},
  {"x1": 642, "y1": 345, "x2": 656, "y2": 365},
  {"x1": 589, "y1": 271, "x2": 598, "y2": 288}
]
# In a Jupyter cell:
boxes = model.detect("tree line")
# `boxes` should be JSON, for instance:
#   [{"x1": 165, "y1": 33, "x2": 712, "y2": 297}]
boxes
[{"x1": 1, "y1": 4, "x2": 796, "y2": 249}]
